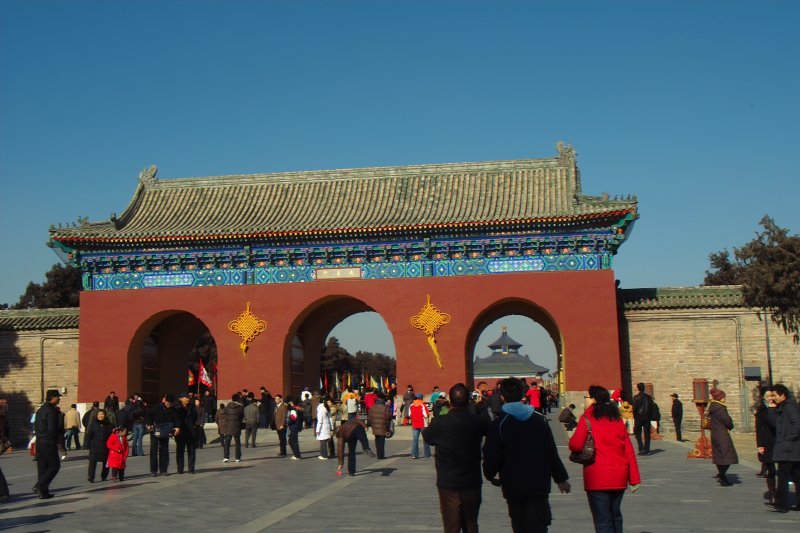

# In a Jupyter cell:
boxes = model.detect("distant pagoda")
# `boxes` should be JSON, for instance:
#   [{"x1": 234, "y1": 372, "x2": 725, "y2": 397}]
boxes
[{"x1": 473, "y1": 325, "x2": 549, "y2": 380}]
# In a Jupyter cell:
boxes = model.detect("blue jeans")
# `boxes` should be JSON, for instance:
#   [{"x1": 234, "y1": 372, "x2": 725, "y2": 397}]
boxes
[
  {"x1": 586, "y1": 490, "x2": 625, "y2": 533},
  {"x1": 65, "y1": 427, "x2": 81, "y2": 450},
  {"x1": 411, "y1": 428, "x2": 431, "y2": 458},
  {"x1": 132, "y1": 424, "x2": 146, "y2": 456}
]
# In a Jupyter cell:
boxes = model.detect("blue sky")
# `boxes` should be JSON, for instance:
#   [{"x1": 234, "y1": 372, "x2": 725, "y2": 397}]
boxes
[{"x1": 1, "y1": 1, "x2": 798, "y2": 366}]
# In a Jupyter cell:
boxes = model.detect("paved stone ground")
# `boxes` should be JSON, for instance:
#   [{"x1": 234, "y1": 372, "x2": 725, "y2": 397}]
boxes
[{"x1": 0, "y1": 419, "x2": 797, "y2": 532}]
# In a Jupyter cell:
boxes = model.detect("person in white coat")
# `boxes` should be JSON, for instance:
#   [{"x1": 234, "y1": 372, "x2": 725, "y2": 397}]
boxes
[{"x1": 316, "y1": 399, "x2": 335, "y2": 459}]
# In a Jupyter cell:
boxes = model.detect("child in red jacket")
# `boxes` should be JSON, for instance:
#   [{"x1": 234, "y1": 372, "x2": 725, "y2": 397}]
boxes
[{"x1": 106, "y1": 428, "x2": 130, "y2": 482}]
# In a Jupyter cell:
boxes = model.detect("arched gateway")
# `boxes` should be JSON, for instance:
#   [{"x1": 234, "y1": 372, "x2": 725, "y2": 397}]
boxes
[{"x1": 50, "y1": 143, "x2": 637, "y2": 403}]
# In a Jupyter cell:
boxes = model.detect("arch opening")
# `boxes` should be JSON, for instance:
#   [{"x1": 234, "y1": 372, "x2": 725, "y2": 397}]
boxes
[
  {"x1": 467, "y1": 299, "x2": 562, "y2": 396},
  {"x1": 285, "y1": 297, "x2": 396, "y2": 400},
  {"x1": 128, "y1": 311, "x2": 217, "y2": 405}
]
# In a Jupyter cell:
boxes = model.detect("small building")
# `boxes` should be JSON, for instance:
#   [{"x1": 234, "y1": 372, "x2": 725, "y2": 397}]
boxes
[{"x1": 473, "y1": 326, "x2": 550, "y2": 390}]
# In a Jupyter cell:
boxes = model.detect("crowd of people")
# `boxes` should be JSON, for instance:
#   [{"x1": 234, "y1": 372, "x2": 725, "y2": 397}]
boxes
[{"x1": 12, "y1": 377, "x2": 800, "y2": 531}]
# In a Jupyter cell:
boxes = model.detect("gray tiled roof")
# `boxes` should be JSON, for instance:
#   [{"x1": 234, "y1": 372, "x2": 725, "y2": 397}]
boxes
[
  {"x1": 474, "y1": 352, "x2": 550, "y2": 377},
  {"x1": 620, "y1": 286, "x2": 744, "y2": 310},
  {"x1": 0, "y1": 308, "x2": 80, "y2": 331},
  {"x1": 50, "y1": 145, "x2": 637, "y2": 246}
]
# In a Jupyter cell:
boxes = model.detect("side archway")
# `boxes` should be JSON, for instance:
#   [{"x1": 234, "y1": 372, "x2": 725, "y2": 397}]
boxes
[{"x1": 127, "y1": 310, "x2": 217, "y2": 405}]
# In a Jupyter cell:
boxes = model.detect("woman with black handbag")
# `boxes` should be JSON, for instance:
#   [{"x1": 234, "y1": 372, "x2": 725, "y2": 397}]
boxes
[{"x1": 569, "y1": 386, "x2": 641, "y2": 533}]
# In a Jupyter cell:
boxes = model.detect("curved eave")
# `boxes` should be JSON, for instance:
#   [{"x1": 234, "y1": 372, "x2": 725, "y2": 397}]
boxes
[{"x1": 51, "y1": 208, "x2": 637, "y2": 247}]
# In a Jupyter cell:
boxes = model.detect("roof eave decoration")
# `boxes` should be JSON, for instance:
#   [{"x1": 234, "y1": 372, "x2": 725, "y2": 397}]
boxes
[{"x1": 50, "y1": 210, "x2": 637, "y2": 248}]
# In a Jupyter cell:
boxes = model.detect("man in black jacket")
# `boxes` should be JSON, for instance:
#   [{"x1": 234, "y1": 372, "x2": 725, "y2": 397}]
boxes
[
  {"x1": 34, "y1": 389, "x2": 63, "y2": 499},
  {"x1": 633, "y1": 382, "x2": 653, "y2": 455},
  {"x1": 423, "y1": 383, "x2": 488, "y2": 533},
  {"x1": 483, "y1": 378, "x2": 570, "y2": 533},
  {"x1": 767, "y1": 384, "x2": 800, "y2": 513},
  {"x1": 175, "y1": 394, "x2": 197, "y2": 474},
  {"x1": 146, "y1": 394, "x2": 181, "y2": 476},
  {"x1": 671, "y1": 393, "x2": 683, "y2": 442}
]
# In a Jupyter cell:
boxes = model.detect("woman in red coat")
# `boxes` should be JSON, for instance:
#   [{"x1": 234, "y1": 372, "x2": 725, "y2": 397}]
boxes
[
  {"x1": 106, "y1": 427, "x2": 130, "y2": 482},
  {"x1": 569, "y1": 385, "x2": 641, "y2": 533}
]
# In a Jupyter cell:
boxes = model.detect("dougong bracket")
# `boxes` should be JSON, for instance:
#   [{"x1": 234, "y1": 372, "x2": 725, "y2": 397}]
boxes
[
  {"x1": 227, "y1": 301, "x2": 267, "y2": 356},
  {"x1": 410, "y1": 294, "x2": 451, "y2": 369}
]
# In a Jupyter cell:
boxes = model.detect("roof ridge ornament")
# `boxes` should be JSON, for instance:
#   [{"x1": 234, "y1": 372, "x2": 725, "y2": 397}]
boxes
[
  {"x1": 556, "y1": 141, "x2": 575, "y2": 165},
  {"x1": 138, "y1": 164, "x2": 158, "y2": 185}
]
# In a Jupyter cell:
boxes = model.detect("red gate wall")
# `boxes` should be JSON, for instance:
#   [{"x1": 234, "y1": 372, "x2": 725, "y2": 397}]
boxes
[{"x1": 77, "y1": 270, "x2": 622, "y2": 402}]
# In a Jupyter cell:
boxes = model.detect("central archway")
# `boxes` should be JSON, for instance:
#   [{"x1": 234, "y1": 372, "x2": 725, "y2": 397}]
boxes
[
  {"x1": 466, "y1": 298, "x2": 563, "y2": 394},
  {"x1": 284, "y1": 296, "x2": 396, "y2": 398}
]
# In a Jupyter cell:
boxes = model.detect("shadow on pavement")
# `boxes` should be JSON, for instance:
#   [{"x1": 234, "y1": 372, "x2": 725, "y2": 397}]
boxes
[
  {"x1": 0, "y1": 510, "x2": 75, "y2": 530},
  {"x1": 359, "y1": 467, "x2": 397, "y2": 477},
  {"x1": 196, "y1": 465, "x2": 252, "y2": 473},
  {"x1": 0, "y1": 496, "x2": 87, "y2": 514},
  {"x1": 85, "y1": 481, "x2": 155, "y2": 494}
]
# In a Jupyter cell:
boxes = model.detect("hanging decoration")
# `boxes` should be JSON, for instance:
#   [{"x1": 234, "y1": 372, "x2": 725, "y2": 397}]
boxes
[
  {"x1": 227, "y1": 301, "x2": 267, "y2": 356},
  {"x1": 410, "y1": 294, "x2": 451, "y2": 369}
]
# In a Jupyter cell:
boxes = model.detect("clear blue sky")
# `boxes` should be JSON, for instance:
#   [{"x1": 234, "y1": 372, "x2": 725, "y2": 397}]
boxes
[{"x1": 2, "y1": 1, "x2": 798, "y2": 364}]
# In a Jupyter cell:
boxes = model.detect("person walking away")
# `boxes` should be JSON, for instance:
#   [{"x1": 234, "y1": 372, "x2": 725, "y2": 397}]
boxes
[
  {"x1": 316, "y1": 397, "x2": 334, "y2": 459},
  {"x1": 335, "y1": 419, "x2": 375, "y2": 476},
  {"x1": 363, "y1": 388, "x2": 377, "y2": 418},
  {"x1": 344, "y1": 389, "x2": 359, "y2": 421},
  {"x1": 650, "y1": 401, "x2": 662, "y2": 438},
  {"x1": 64, "y1": 403, "x2": 82, "y2": 451},
  {"x1": 409, "y1": 393, "x2": 431, "y2": 459},
  {"x1": 259, "y1": 387, "x2": 272, "y2": 429},
  {"x1": 755, "y1": 387, "x2": 777, "y2": 503},
  {"x1": 402, "y1": 385, "x2": 415, "y2": 425},
  {"x1": 175, "y1": 394, "x2": 197, "y2": 474},
  {"x1": 106, "y1": 427, "x2": 129, "y2": 482},
  {"x1": 368, "y1": 393, "x2": 392, "y2": 459},
  {"x1": 526, "y1": 382, "x2": 542, "y2": 414},
  {"x1": 670, "y1": 393, "x2": 683, "y2": 441},
  {"x1": 569, "y1": 386, "x2": 641, "y2": 533},
  {"x1": 243, "y1": 392, "x2": 259, "y2": 448},
  {"x1": 194, "y1": 397, "x2": 207, "y2": 449},
  {"x1": 146, "y1": 394, "x2": 181, "y2": 476},
  {"x1": 274, "y1": 395, "x2": 288, "y2": 457},
  {"x1": 204, "y1": 390, "x2": 216, "y2": 423},
  {"x1": 632, "y1": 383, "x2": 653, "y2": 455},
  {"x1": 33, "y1": 389, "x2": 63, "y2": 499},
  {"x1": 708, "y1": 388, "x2": 738, "y2": 486},
  {"x1": 116, "y1": 399, "x2": 134, "y2": 432},
  {"x1": 220, "y1": 393, "x2": 244, "y2": 463},
  {"x1": 488, "y1": 383, "x2": 503, "y2": 421},
  {"x1": 85, "y1": 409, "x2": 113, "y2": 483},
  {"x1": 286, "y1": 397, "x2": 304, "y2": 460},
  {"x1": 767, "y1": 383, "x2": 800, "y2": 513},
  {"x1": 423, "y1": 383, "x2": 489, "y2": 533},
  {"x1": 483, "y1": 378, "x2": 570, "y2": 533}
]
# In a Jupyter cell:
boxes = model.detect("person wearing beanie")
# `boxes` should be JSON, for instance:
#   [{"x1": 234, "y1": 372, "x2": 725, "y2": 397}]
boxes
[{"x1": 708, "y1": 388, "x2": 738, "y2": 486}]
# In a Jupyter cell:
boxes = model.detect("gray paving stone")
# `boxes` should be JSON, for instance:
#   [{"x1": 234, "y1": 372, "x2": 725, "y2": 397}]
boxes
[{"x1": 0, "y1": 420, "x2": 796, "y2": 532}]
